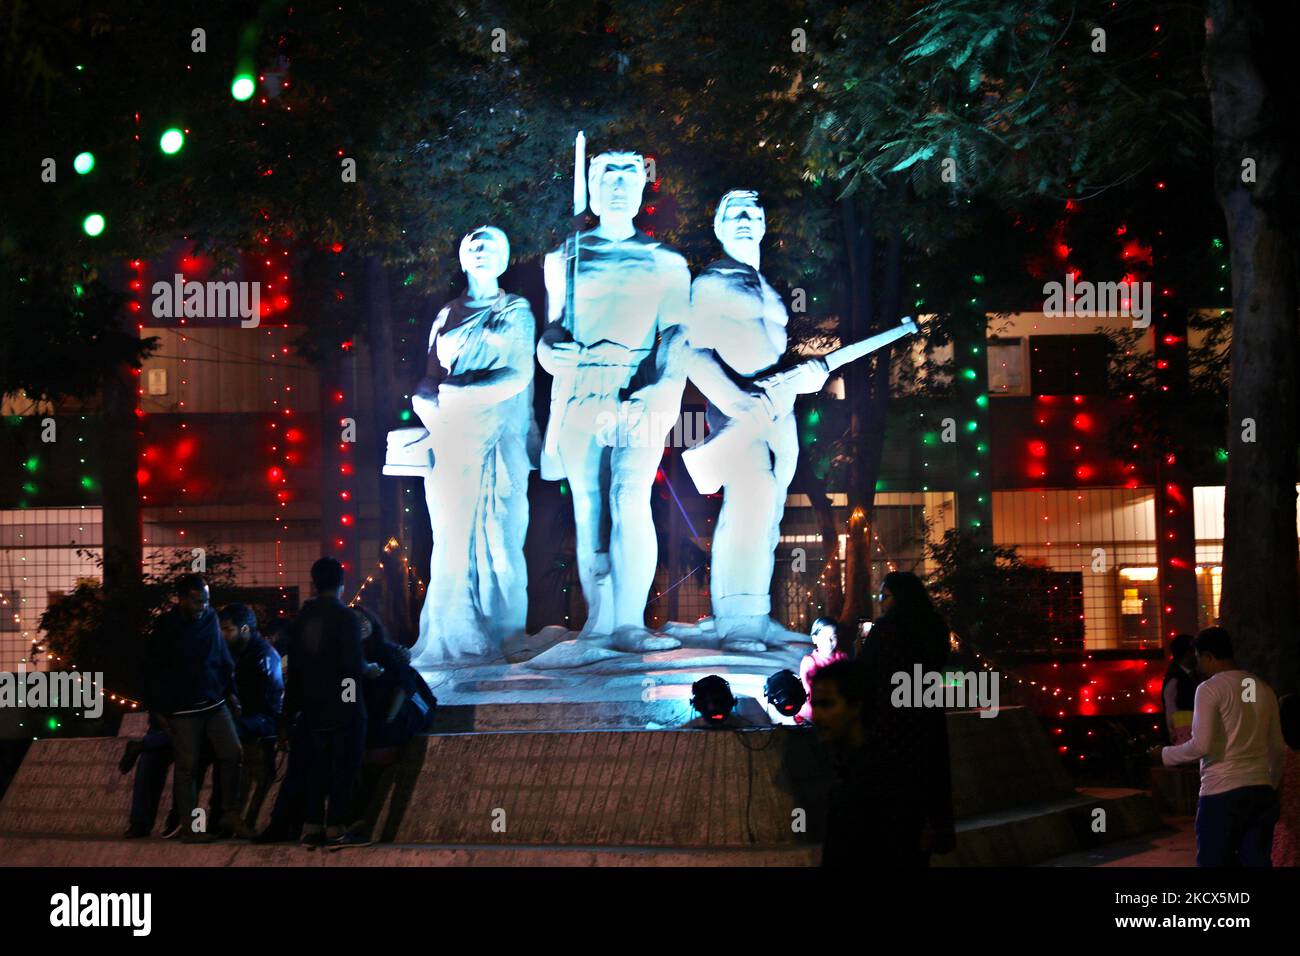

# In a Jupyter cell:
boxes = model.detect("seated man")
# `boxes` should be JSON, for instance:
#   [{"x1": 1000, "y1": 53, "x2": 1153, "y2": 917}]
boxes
[
  {"x1": 121, "y1": 714, "x2": 178, "y2": 839},
  {"x1": 345, "y1": 607, "x2": 437, "y2": 843},
  {"x1": 198, "y1": 604, "x2": 283, "y2": 824}
]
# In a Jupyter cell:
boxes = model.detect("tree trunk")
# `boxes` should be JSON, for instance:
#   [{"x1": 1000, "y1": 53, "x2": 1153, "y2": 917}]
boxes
[
  {"x1": 101, "y1": 263, "x2": 142, "y2": 595},
  {"x1": 1205, "y1": 0, "x2": 1299, "y2": 694},
  {"x1": 794, "y1": 453, "x2": 843, "y2": 620},
  {"x1": 840, "y1": 196, "x2": 875, "y2": 628},
  {"x1": 858, "y1": 215, "x2": 906, "y2": 612},
  {"x1": 364, "y1": 255, "x2": 415, "y2": 643}
]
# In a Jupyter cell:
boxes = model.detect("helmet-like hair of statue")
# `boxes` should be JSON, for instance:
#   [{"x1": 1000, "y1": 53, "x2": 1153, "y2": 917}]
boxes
[
  {"x1": 586, "y1": 151, "x2": 647, "y2": 216},
  {"x1": 713, "y1": 189, "x2": 762, "y2": 234},
  {"x1": 459, "y1": 225, "x2": 510, "y2": 271}
]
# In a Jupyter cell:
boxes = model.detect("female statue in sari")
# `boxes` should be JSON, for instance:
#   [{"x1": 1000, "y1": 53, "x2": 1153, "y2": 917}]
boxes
[{"x1": 409, "y1": 226, "x2": 537, "y2": 664}]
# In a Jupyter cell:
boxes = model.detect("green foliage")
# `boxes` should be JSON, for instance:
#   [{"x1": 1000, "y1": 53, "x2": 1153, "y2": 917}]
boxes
[
  {"x1": 0, "y1": 265, "x2": 156, "y2": 403},
  {"x1": 808, "y1": 0, "x2": 1205, "y2": 202},
  {"x1": 39, "y1": 546, "x2": 255, "y2": 700}
]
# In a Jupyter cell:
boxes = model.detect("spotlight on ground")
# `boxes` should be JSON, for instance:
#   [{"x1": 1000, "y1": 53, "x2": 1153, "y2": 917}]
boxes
[
  {"x1": 764, "y1": 669, "x2": 806, "y2": 717},
  {"x1": 691, "y1": 675, "x2": 735, "y2": 723}
]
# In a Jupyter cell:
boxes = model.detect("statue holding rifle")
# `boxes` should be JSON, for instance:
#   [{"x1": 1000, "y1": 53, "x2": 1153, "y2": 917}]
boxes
[{"x1": 681, "y1": 189, "x2": 917, "y2": 649}]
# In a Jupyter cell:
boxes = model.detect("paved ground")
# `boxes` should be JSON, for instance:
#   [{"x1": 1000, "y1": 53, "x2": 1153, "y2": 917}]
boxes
[
  {"x1": 1037, "y1": 816, "x2": 1197, "y2": 867},
  {"x1": 3, "y1": 817, "x2": 1200, "y2": 867}
]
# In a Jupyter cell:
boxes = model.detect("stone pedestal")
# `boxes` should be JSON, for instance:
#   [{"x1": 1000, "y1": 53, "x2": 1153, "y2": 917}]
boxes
[{"x1": 1, "y1": 706, "x2": 1162, "y2": 866}]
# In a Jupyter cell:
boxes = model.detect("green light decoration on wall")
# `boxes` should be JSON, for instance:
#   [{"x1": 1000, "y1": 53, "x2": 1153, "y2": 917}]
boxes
[
  {"x1": 82, "y1": 213, "x2": 105, "y2": 237},
  {"x1": 73, "y1": 152, "x2": 95, "y2": 175}
]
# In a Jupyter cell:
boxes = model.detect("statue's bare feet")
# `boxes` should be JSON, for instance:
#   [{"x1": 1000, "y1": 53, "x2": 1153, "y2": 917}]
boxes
[
  {"x1": 720, "y1": 638, "x2": 768, "y2": 654},
  {"x1": 612, "y1": 626, "x2": 681, "y2": 653},
  {"x1": 715, "y1": 614, "x2": 785, "y2": 653}
]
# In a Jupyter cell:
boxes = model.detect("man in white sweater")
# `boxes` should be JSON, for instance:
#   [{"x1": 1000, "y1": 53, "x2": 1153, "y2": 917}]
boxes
[{"x1": 1153, "y1": 626, "x2": 1285, "y2": 866}]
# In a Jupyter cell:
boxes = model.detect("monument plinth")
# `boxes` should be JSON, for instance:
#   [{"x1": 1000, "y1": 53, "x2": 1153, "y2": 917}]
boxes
[{"x1": 417, "y1": 623, "x2": 809, "y2": 730}]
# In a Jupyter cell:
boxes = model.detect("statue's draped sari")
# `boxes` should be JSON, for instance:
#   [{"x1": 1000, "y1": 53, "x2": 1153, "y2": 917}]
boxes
[{"x1": 414, "y1": 292, "x2": 537, "y2": 664}]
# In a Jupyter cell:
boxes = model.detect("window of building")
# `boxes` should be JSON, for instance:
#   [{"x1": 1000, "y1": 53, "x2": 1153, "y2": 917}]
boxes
[
  {"x1": 1117, "y1": 566, "x2": 1160, "y2": 648},
  {"x1": 0, "y1": 590, "x2": 19, "y2": 633},
  {"x1": 1029, "y1": 334, "x2": 1110, "y2": 394}
]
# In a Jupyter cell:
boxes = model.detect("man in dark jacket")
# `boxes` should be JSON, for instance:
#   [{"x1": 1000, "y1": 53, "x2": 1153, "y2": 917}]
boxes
[
  {"x1": 193, "y1": 603, "x2": 285, "y2": 823},
  {"x1": 281, "y1": 557, "x2": 368, "y2": 848},
  {"x1": 144, "y1": 574, "x2": 251, "y2": 841},
  {"x1": 219, "y1": 603, "x2": 284, "y2": 739}
]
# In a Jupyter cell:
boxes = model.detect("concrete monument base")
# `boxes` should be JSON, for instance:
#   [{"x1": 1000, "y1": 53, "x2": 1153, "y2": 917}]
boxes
[
  {"x1": 417, "y1": 622, "x2": 809, "y2": 728},
  {"x1": 0, "y1": 706, "x2": 1162, "y2": 866}
]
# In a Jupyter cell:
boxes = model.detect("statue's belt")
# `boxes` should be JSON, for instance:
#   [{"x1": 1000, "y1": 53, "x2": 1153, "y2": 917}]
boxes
[{"x1": 557, "y1": 352, "x2": 651, "y2": 400}]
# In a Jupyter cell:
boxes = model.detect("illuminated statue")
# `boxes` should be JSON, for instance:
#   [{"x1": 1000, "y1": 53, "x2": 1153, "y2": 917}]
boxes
[
  {"x1": 538, "y1": 148, "x2": 691, "y2": 652},
  {"x1": 681, "y1": 190, "x2": 918, "y2": 649},
  {"x1": 679, "y1": 191, "x2": 806, "y2": 650},
  {"x1": 406, "y1": 226, "x2": 536, "y2": 664}
]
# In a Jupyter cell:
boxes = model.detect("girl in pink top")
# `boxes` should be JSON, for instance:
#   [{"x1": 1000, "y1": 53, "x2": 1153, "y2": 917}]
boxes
[{"x1": 797, "y1": 617, "x2": 847, "y2": 724}]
